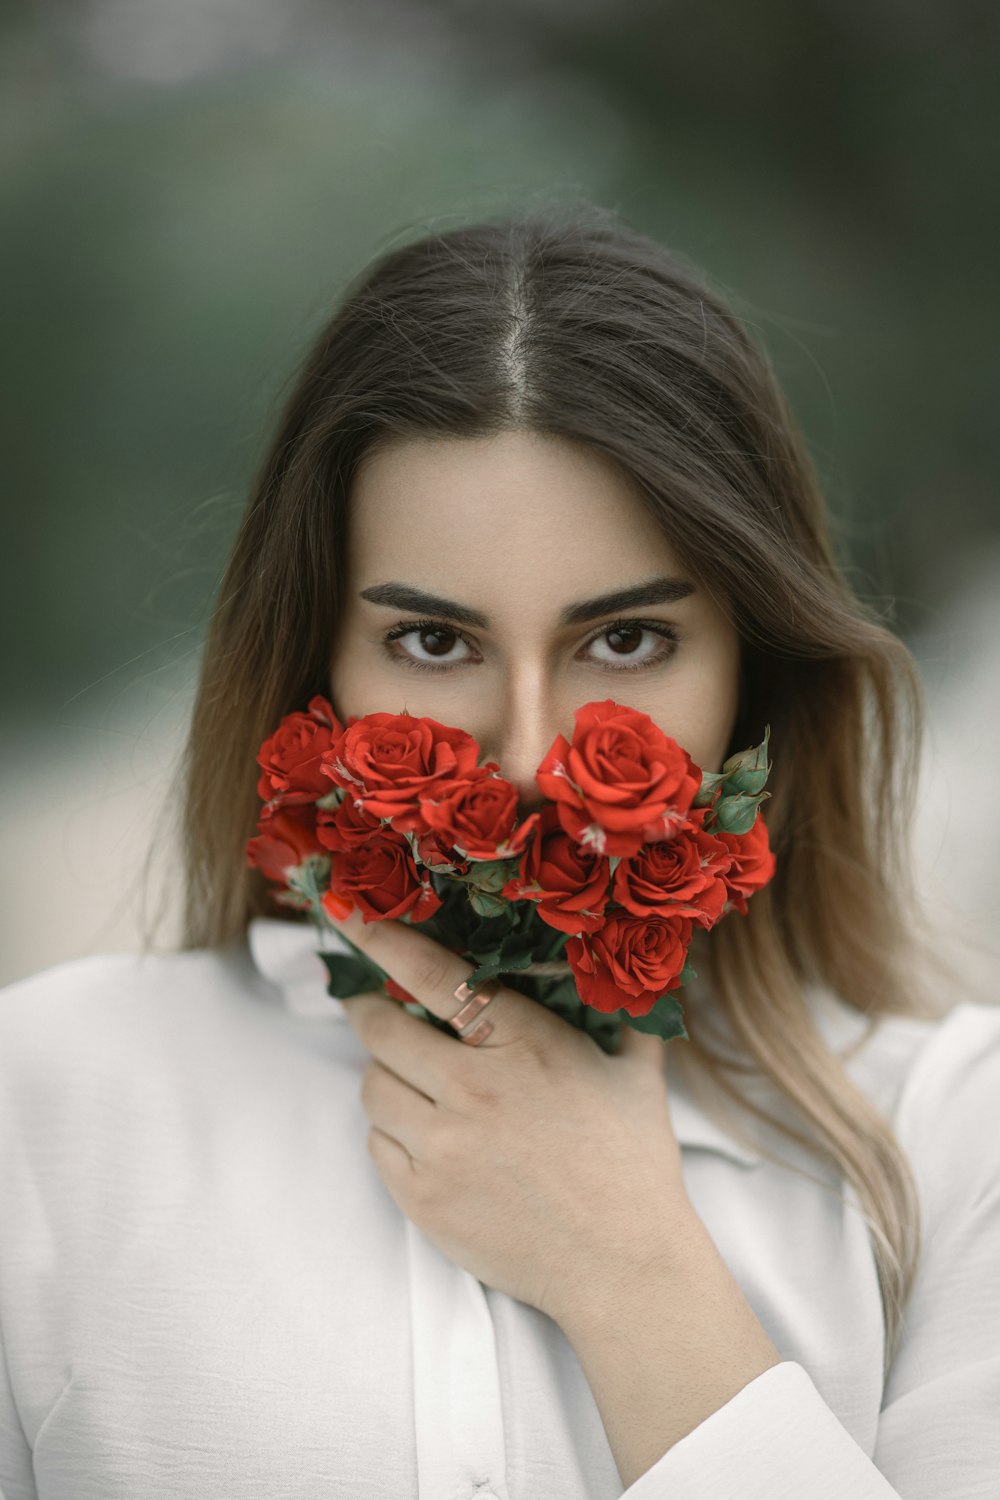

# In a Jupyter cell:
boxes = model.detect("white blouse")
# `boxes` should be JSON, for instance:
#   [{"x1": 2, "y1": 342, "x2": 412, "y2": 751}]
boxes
[{"x1": 0, "y1": 916, "x2": 998, "y2": 1499}]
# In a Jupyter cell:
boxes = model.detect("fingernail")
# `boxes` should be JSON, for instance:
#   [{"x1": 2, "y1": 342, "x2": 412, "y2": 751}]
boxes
[{"x1": 323, "y1": 890, "x2": 355, "y2": 922}]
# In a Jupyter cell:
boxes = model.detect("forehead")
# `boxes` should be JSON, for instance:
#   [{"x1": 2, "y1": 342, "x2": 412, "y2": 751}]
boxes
[{"x1": 347, "y1": 431, "x2": 690, "y2": 583}]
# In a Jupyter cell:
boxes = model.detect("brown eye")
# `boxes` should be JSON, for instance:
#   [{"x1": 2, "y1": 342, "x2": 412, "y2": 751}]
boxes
[
  {"x1": 382, "y1": 619, "x2": 476, "y2": 671},
  {"x1": 605, "y1": 624, "x2": 644, "y2": 656},
  {"x1": 410, "y1": 626, "x2": 461, "y2": 660},
  {"x1": 584, "y1": 620, "x2": 680, "y2": 672}
]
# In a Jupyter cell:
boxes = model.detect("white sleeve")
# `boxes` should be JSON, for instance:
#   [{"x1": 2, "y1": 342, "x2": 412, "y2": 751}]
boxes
[{"x1": 620, "y1": 1001, "x2": 1000, "y2": 1499}]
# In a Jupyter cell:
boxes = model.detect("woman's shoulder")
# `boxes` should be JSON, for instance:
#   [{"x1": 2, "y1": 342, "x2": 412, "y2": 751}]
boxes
[
  {"x1": 0, "y1": 941, "x2": 262, "y2": 1077},
  {"x1": 0, "y1": 941, "x2": 250, "y2": 1007}
]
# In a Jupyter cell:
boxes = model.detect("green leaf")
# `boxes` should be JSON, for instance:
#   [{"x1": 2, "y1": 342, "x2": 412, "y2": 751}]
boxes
[
  {"x1": 622, "y1": 992, "x2": 689, "y2": 1043},
  {"x1": 318, "y1": 951, "x2": 387, "y2": 998},
  {"x1": 500, "y1": 926, "x2": 541, "y2": 964},
  {"x1": 460, "y1": 952, "x2": 508, "y2": 989},
  {"x1": 462, "y1": 927, "x2": 540, "y2": 990},
  {"x1": 412, "y1": 894, "x2": 519, "y2": 964}
]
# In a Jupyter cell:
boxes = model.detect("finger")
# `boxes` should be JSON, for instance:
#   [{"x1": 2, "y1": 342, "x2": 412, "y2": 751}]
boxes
[
  {"x1": 360, "y1": 1057, "x2": 438, "y2": 1161},
  {"x1": 326, "y1": 902, "x2": 505, "y2": 1038},
  {"x1": 340, "y1": 991, "x2": 461, "y2": 1104}
]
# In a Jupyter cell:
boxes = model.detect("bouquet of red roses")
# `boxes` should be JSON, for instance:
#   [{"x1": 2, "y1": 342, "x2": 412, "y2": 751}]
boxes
[{"x1": 246, "y1": 696, "x2": 775, "y2": 1054}]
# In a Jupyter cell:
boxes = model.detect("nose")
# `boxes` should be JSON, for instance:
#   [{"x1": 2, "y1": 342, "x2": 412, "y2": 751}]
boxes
[
  {"x1": 481, "y1": 740, "x2": 549, "y2": 817},
  {"x1": 479, "y1": 699, "x2": 564, "y2": 820}
]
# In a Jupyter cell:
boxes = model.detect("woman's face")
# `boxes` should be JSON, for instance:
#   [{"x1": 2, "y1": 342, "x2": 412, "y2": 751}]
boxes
[{"x1": 329, "y1": 431, "x2": 742, "y2": 816}]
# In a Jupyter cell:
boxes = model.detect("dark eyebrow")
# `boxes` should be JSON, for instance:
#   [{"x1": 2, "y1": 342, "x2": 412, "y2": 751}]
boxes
[{"x1": 358, "y1": 575, "x2": 697, "y2": 629}]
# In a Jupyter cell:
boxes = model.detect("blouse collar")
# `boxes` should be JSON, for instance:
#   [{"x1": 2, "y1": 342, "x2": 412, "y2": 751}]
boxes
[{"x1": 248, "y1": 914, "x2": 354, "y2": 1018}]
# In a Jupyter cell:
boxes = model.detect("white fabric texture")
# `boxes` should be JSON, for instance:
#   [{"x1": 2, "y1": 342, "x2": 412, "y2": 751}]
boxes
[{"x1": 0, "y1": 915, "x2": 997, "y2": 1498}]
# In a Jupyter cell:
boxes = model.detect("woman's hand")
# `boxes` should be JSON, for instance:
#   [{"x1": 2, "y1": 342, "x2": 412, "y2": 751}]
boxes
[{"x1": 330, "y1": 902, "x2": 702, "y2": 1329}]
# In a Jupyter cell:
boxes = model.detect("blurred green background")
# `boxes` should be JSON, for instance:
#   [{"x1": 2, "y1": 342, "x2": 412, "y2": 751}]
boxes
[{"x1": 2, "y1": 0, "x2": 998, "y2": 984}]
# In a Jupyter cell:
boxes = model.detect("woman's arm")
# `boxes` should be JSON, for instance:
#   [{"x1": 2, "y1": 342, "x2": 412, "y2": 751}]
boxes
[{"x1": 557, "y1": 1214, "x2": 783, "y2": 1488}]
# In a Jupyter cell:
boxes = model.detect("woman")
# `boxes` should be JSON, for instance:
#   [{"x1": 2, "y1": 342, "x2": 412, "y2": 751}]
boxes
[{"x1": 1, "y1": 204, "x2": 996, "y2": 1498}]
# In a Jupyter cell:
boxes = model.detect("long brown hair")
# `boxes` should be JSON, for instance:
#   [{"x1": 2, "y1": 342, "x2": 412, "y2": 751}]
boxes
[{"x1": 160, "y1": 201, "x2": 961, "y2": 1376}]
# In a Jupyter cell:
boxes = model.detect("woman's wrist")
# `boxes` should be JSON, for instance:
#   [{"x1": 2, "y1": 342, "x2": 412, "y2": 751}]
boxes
[
  {"x1": 552, "y1": 1210, "x2": 782, "y2": 1486},
  {"x1": 544, "y1": 1196, "x2": 707, "y2": 1337}
]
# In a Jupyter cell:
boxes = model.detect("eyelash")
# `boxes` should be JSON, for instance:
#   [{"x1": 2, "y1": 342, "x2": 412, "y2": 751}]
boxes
[{"x1": 380, "y1": 616, "x2": 681, "y2": 674}]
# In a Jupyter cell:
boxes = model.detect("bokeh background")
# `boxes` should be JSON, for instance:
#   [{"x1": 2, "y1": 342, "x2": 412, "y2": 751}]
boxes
[{"x1": 3, "y1": 0, "x2": 998, "y2": 992}]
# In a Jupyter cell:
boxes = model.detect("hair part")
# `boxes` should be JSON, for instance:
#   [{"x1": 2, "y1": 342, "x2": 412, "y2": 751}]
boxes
[{"x1": 151, "y1": 201, "x2": 965, "y2": 1376}]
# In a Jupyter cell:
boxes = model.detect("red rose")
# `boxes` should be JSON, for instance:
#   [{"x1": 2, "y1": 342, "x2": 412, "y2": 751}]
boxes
[
  {"x1": 612, "y1": 808, "x2": 732, "y2": 930},
  {"x1": 320, "y1": 712, "x2": 483, "y2": 835},
  {"x1": 413, "y1": 828, "x2": 473, "y2": 875},
  {"x1": 257, "y1": 695, "x2": 345, "y2": 809},
  {"x1": 713, "y1": 811, "x2": 776, "y2": 915},
  {"x1": 316, "y1": 794, "x2": 386, "y2": 853},
  {"x1": 420, "y1": 770, "x2": 538, "y2": 860},
  {"x1": 565, "y1": 909, "x2": 693, "y2": 1017},
  {"x1": 535, "y1": 699, "x2": 701, "y2": 859},
  {"x1": 323, "y1": 830, "x2": 443, "y2": 924},
  {"x1": 246, "y1": 805, "x2": 325, "y2": 884},
  {"x1": 502, "y1": 804, "x2": 610, "y2": 935}
]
